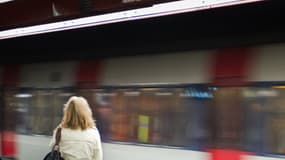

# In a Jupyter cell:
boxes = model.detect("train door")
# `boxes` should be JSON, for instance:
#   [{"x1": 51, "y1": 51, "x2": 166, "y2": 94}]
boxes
[
  {"x1": 208, "y1": 87, "x2": 248, "y2": 160},
  {"x1": 242, "y1": 87, "x2": 266, "y2": 153},
  {"x1": 210, "y1": 87, "x2": 245, "y2": 149},
  {"x1": 180, "y1": 87, "x2": 211, "y2": 149},
  {"x1": 209, "y1": 49, "x2": 253, "y2": 160}
]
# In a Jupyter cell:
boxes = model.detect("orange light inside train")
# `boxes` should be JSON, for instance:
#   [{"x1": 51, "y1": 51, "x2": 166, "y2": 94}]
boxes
[{"x1": 272, "y1": 86, "x2": 285, "y2": 89}]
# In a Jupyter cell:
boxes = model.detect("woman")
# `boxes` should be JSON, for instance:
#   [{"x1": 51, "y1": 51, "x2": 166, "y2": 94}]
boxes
[{"x1": 49, "y1": 96, "x2": 103, "y2": 160}]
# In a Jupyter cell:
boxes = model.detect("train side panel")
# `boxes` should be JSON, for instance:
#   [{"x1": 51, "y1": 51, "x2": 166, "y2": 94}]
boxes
[
  {"x1": 17, "y1": 135, "x2": 50, "y2": 160},
  {"x1": 19, "y1": 61, "x2": 78, "y2": 88},
  {"x1": 249, "y1": 43, "x2": 285, "y2": 82},
  {"x1": 103, "y1": 143, "x2": 209, "y2": 160},
  {"x1": 101, "y1": 51, "x2": 212, "y2": 86},
  {"x1": 16, "y1": 136, "x2": 285, "y2": 160}
]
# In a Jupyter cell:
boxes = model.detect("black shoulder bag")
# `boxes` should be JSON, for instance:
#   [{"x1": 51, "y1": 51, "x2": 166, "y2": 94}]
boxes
[{"x1": 43, "y1": 128, "x2": 64, "y2": 160}]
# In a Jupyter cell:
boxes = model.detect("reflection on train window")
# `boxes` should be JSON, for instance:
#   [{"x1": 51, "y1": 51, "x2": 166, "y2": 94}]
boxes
[{"x1": 13, "y1": 89, "x2": 74, "y2": 136}]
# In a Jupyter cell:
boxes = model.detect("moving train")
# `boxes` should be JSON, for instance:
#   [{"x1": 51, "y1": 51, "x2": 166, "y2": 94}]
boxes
[{"x1": 1, "y1": 42, "x2": 285, "y2": 160}]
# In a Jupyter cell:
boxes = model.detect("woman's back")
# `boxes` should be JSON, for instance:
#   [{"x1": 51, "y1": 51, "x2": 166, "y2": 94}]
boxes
[
  {"x1": 61, "y1": 127, "x2": 102, "y2": 160},
  {"x1": 49, "y1": 127, "x2": 103, "y2": 160},
  {"x1": 49, "y1": 96, "x2": 103, "y2": 160}
]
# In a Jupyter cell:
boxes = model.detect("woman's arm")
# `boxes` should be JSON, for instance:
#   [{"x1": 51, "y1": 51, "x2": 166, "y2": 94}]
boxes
[{"x1": 93, "y1": 130, "x2": 103, "y2": 160}]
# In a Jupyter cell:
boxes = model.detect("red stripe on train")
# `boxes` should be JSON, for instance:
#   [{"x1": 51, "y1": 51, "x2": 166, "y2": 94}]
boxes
[
  {"x1": 3, "y1": 65, "x2": 20, "y2": 87},
  {"x1": 1, "y1": 65, "x2": 20, "y2": 158},
  {"x1": 211, "y1": 48, "x2": 253, "y2": 86},
  {"x1": 209, "y1": 149, "x2": 250, "y2": 160},
  {"x1": 1, "y1": 131, "x2": 17, "y2": 157},
  {"x1": 76, "y1": 59, "x2": 102, "y2": 88}
]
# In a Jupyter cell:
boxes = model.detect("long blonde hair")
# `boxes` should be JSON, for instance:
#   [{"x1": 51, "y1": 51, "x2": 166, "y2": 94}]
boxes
[{"x1": 61, "y1": 96, "x2": 95, "y2": 130}]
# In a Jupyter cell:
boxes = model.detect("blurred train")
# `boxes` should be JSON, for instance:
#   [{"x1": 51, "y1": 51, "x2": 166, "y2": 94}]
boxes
[{"x1": 2, "y1": 42, "x2": 285, "y2": 160}]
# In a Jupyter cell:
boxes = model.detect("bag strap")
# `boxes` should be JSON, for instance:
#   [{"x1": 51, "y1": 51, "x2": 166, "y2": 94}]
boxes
[{"x1": 53, "y1": 127, "x2": 62, "y2": 151}]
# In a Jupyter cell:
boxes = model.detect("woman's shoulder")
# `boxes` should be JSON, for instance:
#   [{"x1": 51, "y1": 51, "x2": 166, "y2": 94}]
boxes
[
  {"x1": 86, "y1": 127, "x2": 101, "y2": 140},
  {"x1": 61, "y1": 127, "x2": 100, "y2": 136},
  {"x1": 88, "y1": 127, "x2": 101, "y2": 135}
]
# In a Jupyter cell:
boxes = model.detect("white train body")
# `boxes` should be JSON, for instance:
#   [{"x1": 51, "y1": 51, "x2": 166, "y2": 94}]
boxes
[{"x1": 1, "y1": 42, "x2": 285, "y2": 160}]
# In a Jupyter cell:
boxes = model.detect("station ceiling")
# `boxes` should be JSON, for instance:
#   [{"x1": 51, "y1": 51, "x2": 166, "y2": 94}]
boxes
[{"x1": 0, "y1": 1, "x2": 285, "y2": 64}]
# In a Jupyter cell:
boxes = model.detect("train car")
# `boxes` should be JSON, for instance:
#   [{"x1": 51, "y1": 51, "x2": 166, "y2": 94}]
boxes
[{"x1": 1, "y1": 42, "x2": 285, "y2": 160}]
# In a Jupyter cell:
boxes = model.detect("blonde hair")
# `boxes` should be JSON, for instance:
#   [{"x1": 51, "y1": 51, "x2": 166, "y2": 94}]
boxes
[{"x1": 61, "y1": 96, "x2": 95, "y2": 130}]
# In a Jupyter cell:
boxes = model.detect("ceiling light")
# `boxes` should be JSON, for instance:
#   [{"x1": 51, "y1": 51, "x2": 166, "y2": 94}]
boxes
[{"x1": 0, "y1": 0, "x2": 14, "y2": 3}]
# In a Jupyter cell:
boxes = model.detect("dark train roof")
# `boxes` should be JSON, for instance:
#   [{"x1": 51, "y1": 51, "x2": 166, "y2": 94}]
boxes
[{"x1": 0, "y1": 1, "x2": 285, "y2": 64}]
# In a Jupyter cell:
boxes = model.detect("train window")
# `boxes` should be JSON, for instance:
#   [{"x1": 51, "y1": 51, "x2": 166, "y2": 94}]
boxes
[
  {"x1": 77, "y1": 87, "x2": 212, "y2": 148},
  {"x1": 231, "y1": 86, "x2": 285, "y2": 155},
  {"x1": 13, "y1": 88, "x2": 75, "y2": 136},
  {"x1": 5, "y1": 84, "x2": 285, "y2": 155}
]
